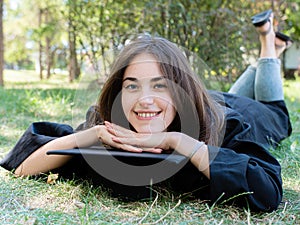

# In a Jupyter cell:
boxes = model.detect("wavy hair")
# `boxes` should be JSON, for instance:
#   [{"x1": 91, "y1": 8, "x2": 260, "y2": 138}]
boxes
[{"x1": 94, "y1": 34, "x2": 225, "y2": 146}]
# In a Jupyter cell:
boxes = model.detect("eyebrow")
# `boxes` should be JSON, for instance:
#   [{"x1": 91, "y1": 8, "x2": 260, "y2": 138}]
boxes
[{"x1": 123, "y1": 76, "x2": 165, "y2": 82}]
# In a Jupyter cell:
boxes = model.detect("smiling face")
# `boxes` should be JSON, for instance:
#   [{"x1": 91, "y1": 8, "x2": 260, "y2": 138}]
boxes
[{"x1": 121, "y1": 53, "x2": 176, "y2": 133}]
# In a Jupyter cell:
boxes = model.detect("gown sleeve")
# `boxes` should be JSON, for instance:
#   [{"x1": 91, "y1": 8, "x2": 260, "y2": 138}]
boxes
[
  {"x1": 209, "y1": 129, "x2": 283, "y2": 211},
  {"x1": 207, "y1": 97, "x2": 291, "y2": 211},
  {"x1": 0, "y1": 122, "x2": 74, "y2": 171}
]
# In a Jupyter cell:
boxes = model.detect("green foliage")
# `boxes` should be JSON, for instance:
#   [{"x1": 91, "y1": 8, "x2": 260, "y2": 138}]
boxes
[
  {"x1": 3, "y1": 0, "x2": 300, "y2": 84},
  {"x1": 59, "y1": 0, "x2": 300, "y2": 84},
  {"x1": 4, "y1": 0, "x2": 66, "y2": 72},
  {"x1": 283, "y1": 0, "x2": 300, "y2": 38}
]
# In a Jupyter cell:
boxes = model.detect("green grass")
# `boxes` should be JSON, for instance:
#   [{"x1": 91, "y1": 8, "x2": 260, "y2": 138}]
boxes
[{"x1": 0, "y1": 70, "x2": 299, "y2": 224}]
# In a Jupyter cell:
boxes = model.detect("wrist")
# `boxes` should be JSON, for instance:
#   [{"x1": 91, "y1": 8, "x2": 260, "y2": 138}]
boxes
[
  {"x1": 75, "y1": 125, "x2": 103, "y2": 148},
  {"x1": 189, "y1": 141, "x2": 205, "y2": 159},
  {"x1": 95, "y1": 125, "x2": 107, "y2": 144},
  {"x1": 94, "y1": 125, "x2": 101, "y2": 139},
  {"x1": 167, "y1": 132, "x2": 181, "y2": 150},
  {"x1": 190, "y1": 144, "x2": 210, "y2": 179}
]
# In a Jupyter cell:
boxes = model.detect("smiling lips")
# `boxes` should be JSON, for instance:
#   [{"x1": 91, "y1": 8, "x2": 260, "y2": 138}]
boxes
[{"x1": 135, "y1": 111, "x2": 161, "y2": 119}]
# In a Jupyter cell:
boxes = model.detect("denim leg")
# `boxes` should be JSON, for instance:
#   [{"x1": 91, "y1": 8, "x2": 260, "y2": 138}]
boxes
[
  {"x1": 254, "y1": 58, "x2": 283, "y2": 101},
  {"x1": 228, "y1": 66, "x2": 256, "y2": 99}
]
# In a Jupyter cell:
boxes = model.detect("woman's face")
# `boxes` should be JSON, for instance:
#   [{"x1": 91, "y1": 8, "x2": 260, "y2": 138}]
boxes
[{"x1": 121, "y1": 53, "x2": 176, "y2": 133}]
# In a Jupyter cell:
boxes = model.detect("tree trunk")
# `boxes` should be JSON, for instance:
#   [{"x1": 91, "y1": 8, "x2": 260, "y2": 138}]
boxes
[
  {"x1": 46, "y1": 36, "x2": 52, "y2": 79},
  {"x1": 0, "y1": 0, "x2": 4, "y2": 86},
  {"x1": 38, "y1": 8, "x2": 43, "y2": 80},
  {"x1": 68, "y1": 3, "x2": 79, "y2": 83},
  {"x1": 45, "y1": 9, "x2": 52, "y2": 79},
  {"x1": 68, "y1": 24, "x2": 76, "y2": 82}
]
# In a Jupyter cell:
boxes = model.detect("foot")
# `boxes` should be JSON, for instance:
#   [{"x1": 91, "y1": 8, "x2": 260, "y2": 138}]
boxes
[
  {"x1": 256, "y1": 19, "x2": 272, "y2": 36},
  {"x1": 255, "y1": 12, "x2": 275, "y2": 36},
  {"x1": 255, "y1": 13, "x2": 276, "y2": 58},
  {"x1": 275, "y1": 37, "x2": 293, "y2": 57}
]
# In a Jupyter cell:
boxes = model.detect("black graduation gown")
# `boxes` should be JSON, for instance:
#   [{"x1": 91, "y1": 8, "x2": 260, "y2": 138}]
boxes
[{"x1": 0, "y1": 92, "x2": 292, "y2": 212}]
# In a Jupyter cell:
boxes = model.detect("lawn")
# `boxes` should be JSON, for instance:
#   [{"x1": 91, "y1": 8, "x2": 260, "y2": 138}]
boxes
[{"x1": 0, "y1": 70, "x2": 299, "y2": 224}]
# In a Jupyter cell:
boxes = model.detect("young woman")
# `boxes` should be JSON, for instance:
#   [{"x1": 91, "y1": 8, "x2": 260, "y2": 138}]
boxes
[{"x1": 0, "y1": 10, "x2": 292, "y2": 211}]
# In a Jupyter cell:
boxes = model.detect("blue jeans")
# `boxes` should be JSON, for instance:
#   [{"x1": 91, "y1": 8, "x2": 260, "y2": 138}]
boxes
[{"x1": 229, "y1": 58, "x2": 283, "y2": 101}]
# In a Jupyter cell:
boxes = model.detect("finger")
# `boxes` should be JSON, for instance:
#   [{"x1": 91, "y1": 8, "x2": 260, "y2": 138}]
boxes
[
  {"x1": 106, "y1": 126, "x2": 133, "y2": 138},
  {"x1": 110, "y1": 128, "x2": 137, "y2": 139},
  {"x1": 112, "y1": 136, "x2": 163, "y2": 151},
  {"x1": 105, "y1": 125, "x2": 117, "y2": 136},
  {"x1": 112, "y1": 136, "x2": 134, "y2": 144},
  {"x1": 112, "y1": 124, "x2": 136, "y2": 136},
  {"x1": 105, "y1": 121, "x2": 136, "y2": 137},
  {"x1": 142, "y1": 148, "x2": 163, "y2": 154},
  {"x1": 121, "y1": 144, "x2": 143, "y2": 153},
  {"x1": 104, "y1": 121, "x2": 119, "y2": 135},
  {"x1": 111, "y1": 140, "x2": 161, "y2": 154},
  {"x1": 111, "y1": 142, "x2": 143, "y2": 153}
]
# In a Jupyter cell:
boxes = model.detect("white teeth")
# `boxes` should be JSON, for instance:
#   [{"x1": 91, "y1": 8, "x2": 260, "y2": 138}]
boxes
[{"x1": 138, "y1": 112, "x2": 158, "y2": 118}]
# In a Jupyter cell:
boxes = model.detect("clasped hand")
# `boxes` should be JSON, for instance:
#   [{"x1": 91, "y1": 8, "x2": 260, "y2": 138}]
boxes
[{"x1": 98, "y1": 121, "x2": 173, "y2": 154}]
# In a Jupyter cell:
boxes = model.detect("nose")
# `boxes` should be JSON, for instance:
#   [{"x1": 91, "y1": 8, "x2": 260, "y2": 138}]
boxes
[
  {"x1": 138, "y1": 96, "x2": 155, "y2": 107},
  {"x1": 138, "y1": 89, "x2": 155, "y2": 107}
]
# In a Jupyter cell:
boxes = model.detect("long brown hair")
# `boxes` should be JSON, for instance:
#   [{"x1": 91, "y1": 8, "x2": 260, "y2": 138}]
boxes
[{"x1": 96, "y1": 34, "x2": 225, "y2": 146}]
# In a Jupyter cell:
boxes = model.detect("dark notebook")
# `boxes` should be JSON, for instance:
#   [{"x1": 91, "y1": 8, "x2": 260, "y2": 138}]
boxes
[{"x1": 47, "y1": 146, "x2": 187, "y2": 165}]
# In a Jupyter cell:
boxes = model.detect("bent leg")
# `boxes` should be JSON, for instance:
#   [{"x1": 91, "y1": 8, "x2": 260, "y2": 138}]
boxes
[
  {"x1": 254, "y1": 58, "x2": 283, "y2": 101},
  {"x1": 250, "y1": 11, "x2": 284, "y2": 102},
  {"x1": 228, "y1": 66, "x2": 256, "y2": 99}
]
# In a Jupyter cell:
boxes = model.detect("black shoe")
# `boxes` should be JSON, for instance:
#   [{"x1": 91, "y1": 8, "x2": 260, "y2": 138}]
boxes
[
  {"x1": 251, "y1": 9, "x2": 273, "y2": 27},
  {"x1": 275, "y1": 32, "x2": 294, "y2": 46}
]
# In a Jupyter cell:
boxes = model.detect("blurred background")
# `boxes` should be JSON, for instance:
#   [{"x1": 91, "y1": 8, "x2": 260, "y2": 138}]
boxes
[{"x1": 0, "y1": 0, "x2": 299, "y2": 89}]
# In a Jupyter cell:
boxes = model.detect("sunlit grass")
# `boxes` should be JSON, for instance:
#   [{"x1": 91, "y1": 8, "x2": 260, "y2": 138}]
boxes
[
  {"x1": 284, "y1": 76, "x2": 300, "y2": 101},
  {"x1": 4, "y1": 69, "x2": 78, "y2": 89}
]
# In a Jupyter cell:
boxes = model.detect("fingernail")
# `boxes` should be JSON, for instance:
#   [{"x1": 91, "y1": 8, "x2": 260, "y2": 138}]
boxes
[{"x1": 105, "y1": 122, "x2": 112, "y2": 128}]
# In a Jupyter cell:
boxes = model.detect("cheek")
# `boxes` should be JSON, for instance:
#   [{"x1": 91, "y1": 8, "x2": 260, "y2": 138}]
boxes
[
  {"x1": 166, "y1": 105, "x2": 176, "y2": 123},
  {"x1": 121, "y1": 92, "x2": 135, "y2": 118},
  {"x1": 121, "y1": 93, "x2": 129, "y2": 115},
  {"x1": 161, "y1": 98, "x2": 176, "y2": 123}
]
